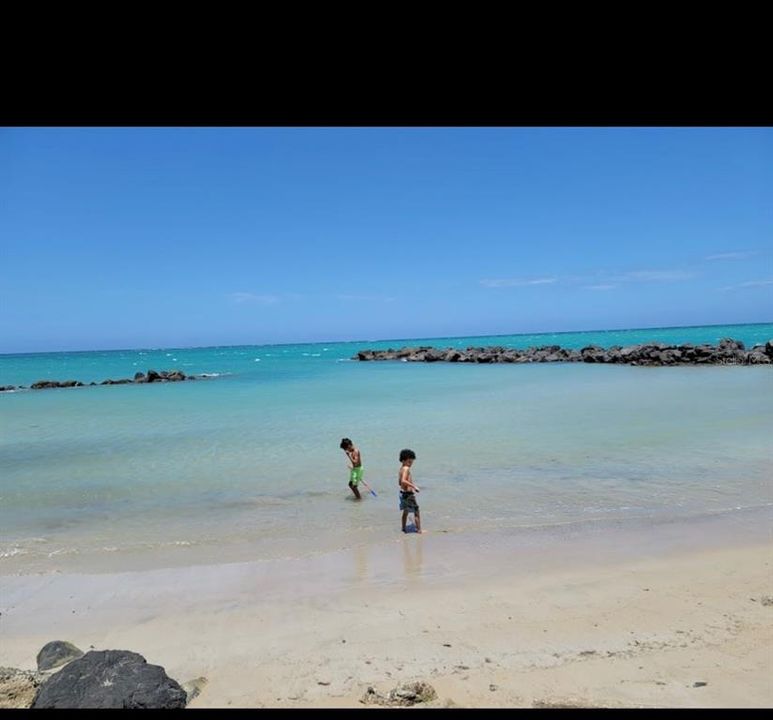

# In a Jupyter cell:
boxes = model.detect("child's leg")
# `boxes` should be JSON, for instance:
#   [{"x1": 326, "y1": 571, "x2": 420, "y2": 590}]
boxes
[
  {"x1": 402, "y1": 510, "x2": 408, "y2": 532},
  {"x1": 349, "y1": 481, "x2": 361, "y2": 500},
  {"x1": 414, "y1": 510, "x2": 421, "y2": 533}
]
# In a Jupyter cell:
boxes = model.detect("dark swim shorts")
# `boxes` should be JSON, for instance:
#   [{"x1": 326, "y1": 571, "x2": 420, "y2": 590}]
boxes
[{"x1": 399, "y1": 491, "x2": 419, "y2": 513}]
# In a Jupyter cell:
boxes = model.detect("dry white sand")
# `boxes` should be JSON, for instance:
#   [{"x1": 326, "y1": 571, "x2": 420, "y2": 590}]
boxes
[{"x1": 2, "y1": 519, "x2": 772, "y2": 709}]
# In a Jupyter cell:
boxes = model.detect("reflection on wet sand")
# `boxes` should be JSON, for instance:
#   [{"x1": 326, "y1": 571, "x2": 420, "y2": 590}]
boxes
[
  {"x1": 402, "y1": 534, "x2": 423, "y2": 581},
  {"x1": 353, "y1": 544, "x2": 369, "y2": 584},
  {"x1": 348, "y1": 533, "x2": 425, "y2": 589}
]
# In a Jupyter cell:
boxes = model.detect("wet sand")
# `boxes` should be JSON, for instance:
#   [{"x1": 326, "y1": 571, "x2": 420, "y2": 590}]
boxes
[{"x1": 2, "y1": 515, "x2": 771, "y2": 708}]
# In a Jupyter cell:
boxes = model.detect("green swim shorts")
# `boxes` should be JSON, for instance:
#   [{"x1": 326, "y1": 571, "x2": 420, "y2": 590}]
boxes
[{"x1": 349, "y1": 466, "x2": 364, "y2": 485}]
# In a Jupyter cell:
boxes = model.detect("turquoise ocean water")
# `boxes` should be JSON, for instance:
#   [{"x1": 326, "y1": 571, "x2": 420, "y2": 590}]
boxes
[{"x1": 1, "y1": 323, "x2": 772, "y2": 575}]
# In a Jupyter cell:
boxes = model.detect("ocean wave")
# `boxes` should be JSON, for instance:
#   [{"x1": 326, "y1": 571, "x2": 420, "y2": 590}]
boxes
[
  {"x1": 47, "y1": 548, "x2": 79, "y2": 557},
  {"x1": 0, "y1": 547, "x2": 28, "y2": 558}
]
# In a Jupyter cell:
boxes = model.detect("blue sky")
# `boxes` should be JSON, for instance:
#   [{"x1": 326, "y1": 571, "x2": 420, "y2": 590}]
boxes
[{"x1": 1, "y1": 127, "x2": 771, "y2": 353}]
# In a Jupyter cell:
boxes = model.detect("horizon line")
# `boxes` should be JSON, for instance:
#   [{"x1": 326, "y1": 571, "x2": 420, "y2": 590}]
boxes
[{"x1": 1, "y1": 321, "x2": 771, "y2": 358}]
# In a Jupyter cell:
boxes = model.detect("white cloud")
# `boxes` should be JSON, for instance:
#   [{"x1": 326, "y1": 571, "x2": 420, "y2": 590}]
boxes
[
  {"x1": 336, "y1": 294, "x2": 395, "y2": 302},
  {"x1": 705, "y1": 251, "x2": 756, "y2": 261},
  {"x1": 615, "y1": 270, "x2": 694, "y2": 282},
  {"x1": 481, "y1": 269, "x2": 693, "y2": 289},
  {"x1": 719, "y1": 278, "x2": 773, "y2": 292},
  {"x1": 228, "y1": 292, "x2": 280, "y2": 305},
  {"x1": 480, "y1": 277, "x2": 557, "y2": 288},
  {"x1": 738, "y1": 279, "x2": 773, "y2": 288}
]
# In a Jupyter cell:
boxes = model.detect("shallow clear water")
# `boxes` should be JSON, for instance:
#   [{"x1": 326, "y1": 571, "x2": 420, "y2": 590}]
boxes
[{"x1": 1, "y1": 323, "x2": 771, "y2": 574}]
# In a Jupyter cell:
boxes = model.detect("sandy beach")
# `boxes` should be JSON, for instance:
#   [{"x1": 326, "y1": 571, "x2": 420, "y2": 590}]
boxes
[
  {"x1": 5, "y1": 126, "x2": 772, "y2": 710},
  {"x1": 2, "y1": 514, "x2": 772, "y2": 709}
]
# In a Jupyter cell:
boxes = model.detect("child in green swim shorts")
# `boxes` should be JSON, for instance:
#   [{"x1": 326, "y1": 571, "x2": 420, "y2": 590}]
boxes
[{"x1": 340, "y1": 437, "x2": 363, "y2": 500}]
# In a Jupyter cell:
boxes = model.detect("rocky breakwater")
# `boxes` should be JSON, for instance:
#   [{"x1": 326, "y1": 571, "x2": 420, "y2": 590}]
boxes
[
  {"x1": 354, "y1": 338, "x2": 773, "y2": 366},
  {"x1": 1, "y1": 369, "x2": 207, "y2": 393}
]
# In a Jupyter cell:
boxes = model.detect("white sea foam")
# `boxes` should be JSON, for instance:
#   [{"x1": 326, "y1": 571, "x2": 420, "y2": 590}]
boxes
[{"x1": 0, "y1": 547, "x2": 28, "y2": 558}]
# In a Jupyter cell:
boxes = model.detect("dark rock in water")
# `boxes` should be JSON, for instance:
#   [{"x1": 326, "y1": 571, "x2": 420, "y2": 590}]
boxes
[
  {"x1": 31, "y1": 650, "x2": 187, "y2": 709},
  {"x1": 21, "y1": 369, "x2": 200, "y2": 392},
  {"x1": 37, "y1": 640, "x2": 84, "y2": 672},
  {"x1": 747, "y1": 351, "x2": 771, "y2": 364},
  {"x1": 580, "y1": 345, "x2": 607, "y2": 363},
  {"x1": 31, "y1": 380, "x2": 62, "y2": 389},
  {"x1": 719, "y1": 337, "x2": 744, "y2": 351},
  {"x1": 30, "y1": 379, "x2": 85, "y2": 389},
  {"x1": 352, "y1": 338, "x2": 773, "y2": 367}
]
